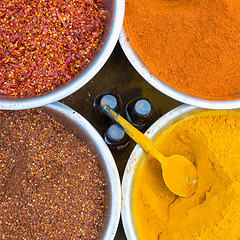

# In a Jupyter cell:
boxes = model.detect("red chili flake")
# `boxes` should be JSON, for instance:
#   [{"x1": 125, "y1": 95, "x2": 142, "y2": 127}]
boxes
[
  {"x1": 0, "y1": 76, "x2": 4, "y2": 85},
  {"x1": 0, "y1": 8, "x2": 6, "y2": 18},
  {"x1": 0, "y1": 0, "x2": 106, "y2": 97},
  {"x1": 11, "y1": 50, "x2": 21, "y2": 57},
  {"x1": 65, "y1": 56, "x2": 73, "y2": 67},
  {"x1": 9, "y1": 58, "x2": 18, "y2": 64}
]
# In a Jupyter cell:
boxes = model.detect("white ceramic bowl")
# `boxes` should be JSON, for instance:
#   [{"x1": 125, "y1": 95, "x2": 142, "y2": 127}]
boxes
[
  {"x1": 42, "y1": 102, "x2": 121, "y2": 240},
  {"x1": 0, "y1": 1, "x2": 125, "y2": 110},
  {"x1": 121, "y1": 104, "x2": 200, "y2": 239},
  {"x1": 119, "y1": 28, "x2": 240, "y2": 109}
]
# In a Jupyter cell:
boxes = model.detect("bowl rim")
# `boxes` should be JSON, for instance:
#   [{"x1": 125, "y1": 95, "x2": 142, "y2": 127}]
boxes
[
  {"x1": 119, "y1": 27, "x2": 240, "y2": 110},
  {"x1": 44, "y1": 102, "x2": 122, "y2": 240},
  {"x1": 0, "y1": 0, "x2": 125, "y2": 110},
  {"x1": 121, "y1": 104, "x2": 198, "y2": 240}
]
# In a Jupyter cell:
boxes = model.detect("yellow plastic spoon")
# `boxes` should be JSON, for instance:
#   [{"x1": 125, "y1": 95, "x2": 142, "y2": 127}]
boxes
[{"x1": 102, "y1": 105, "x2": 198, "y2": 197}]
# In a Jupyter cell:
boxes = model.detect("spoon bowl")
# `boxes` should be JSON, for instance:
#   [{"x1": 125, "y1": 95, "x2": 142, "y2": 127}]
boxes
[
  {"x1": 162, "y1": 155, "x2": 198, "y2": 197},
  {"x1": 102, "y1": 105, "x2": 198, "y2": 197}
]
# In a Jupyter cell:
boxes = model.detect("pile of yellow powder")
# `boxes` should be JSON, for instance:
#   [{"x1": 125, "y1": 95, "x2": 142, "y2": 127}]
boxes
[{"x1": 133, "y1": 110, "x2": 240, "y2": 239}]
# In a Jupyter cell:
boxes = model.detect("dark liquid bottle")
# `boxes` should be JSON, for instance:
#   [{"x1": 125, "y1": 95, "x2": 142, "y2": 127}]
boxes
[
  {"x1": 93, "y1": 93, "x2": 122, "y2": 122},
  {"x1": 126, "y1": 98, "x2": 154, "y2": 130},
  {"x1": 104, "y1": 123, "x2": 129, "y2": 150}
]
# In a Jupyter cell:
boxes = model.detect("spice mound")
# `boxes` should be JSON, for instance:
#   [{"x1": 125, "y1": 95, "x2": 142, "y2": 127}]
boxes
[
  {"x1": 0, "y1": 0, "x2": 106, "y2": 97},
  {"x1": 0, "y1": 109, "x2": 106, "y2": 239},
  {"x1": 133, "y1": 110, "x2": 240, "y2": 239},
  {"x1": 125, "y1": 0, "x2": 240, "y2": 100}
]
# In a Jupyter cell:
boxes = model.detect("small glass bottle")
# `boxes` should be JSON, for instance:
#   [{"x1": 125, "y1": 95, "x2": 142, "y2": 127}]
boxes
[
  {"x1": 93, "y1": 93, "x2": 122, "y2": 122},
  {"x1": 104, "y1": 123, "x2": 129, "y2": 150},
  {"x1": 126, "y1": 98, "x2": 154, "y2": 130}
]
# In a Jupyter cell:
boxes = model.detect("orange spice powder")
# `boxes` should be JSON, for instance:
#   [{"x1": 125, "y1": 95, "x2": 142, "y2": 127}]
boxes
[{"x1": 124, "y1": 0, "x2": 240, "y2": 101}]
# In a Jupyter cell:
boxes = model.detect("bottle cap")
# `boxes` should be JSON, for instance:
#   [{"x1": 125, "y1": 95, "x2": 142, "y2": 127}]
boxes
[
  {"x1": 106, "y1": 124, "x2": 125, "y2": 142},
  {"x1": 134, "y1": 99, "x2": 152, "y2": 118},
  {"x1": 100, "y1": 94, "x2": 117, "y2": 110}
]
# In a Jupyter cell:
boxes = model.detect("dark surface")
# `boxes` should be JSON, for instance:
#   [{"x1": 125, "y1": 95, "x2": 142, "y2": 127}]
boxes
[{"x1": 61, "y1": 42, "x2": 181, "y2": 239}]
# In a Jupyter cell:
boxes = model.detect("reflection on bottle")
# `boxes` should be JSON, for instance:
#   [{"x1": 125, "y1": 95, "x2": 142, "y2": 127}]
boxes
[
  {"x1": 104, "y1": 123, "x2": 129, "y2": 151},
  {"x1": 126, "y1": 98, "x2": 154, "y2": 130},
  {"x1": 93, "y1": 93, "x2": 122, "y2": 122}
]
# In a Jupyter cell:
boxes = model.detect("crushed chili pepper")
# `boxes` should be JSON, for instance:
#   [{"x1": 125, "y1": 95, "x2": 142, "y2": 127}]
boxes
[
  {"x1": 0, "y1": 0, "x2": 106, "y2": 97},
  {"x1": 0, "y1": 109, "x2": 106, "y2": 239}
]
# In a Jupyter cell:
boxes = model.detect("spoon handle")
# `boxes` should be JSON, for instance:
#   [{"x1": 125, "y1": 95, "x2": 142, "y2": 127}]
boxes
[{"x1": 102, "y1": 105, "x2": 164, "y2": 164}]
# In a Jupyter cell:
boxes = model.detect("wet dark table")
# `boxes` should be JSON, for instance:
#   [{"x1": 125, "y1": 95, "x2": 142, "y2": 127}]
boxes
[{"x1": 62, "y1": 42, "x2": 181, "y2": 239}]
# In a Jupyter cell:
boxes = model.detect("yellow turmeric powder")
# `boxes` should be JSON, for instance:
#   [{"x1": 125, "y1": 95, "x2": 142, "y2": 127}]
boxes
[{"x1": 133, "y1": 110, "x2": 240, "y2": 239}]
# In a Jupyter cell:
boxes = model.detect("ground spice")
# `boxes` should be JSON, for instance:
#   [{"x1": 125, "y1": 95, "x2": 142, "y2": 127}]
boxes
[
  {"x1": 124, "y1": 0, "x2": 240, "y2": 101},
  {"x1": 0, "y1": 0, "x2": 106, "y2": 97},
  {"x1": 133, "y1": 110, "x2": 240, "y2": 239},
  {"x1": 0, "y1": 109, "x2": 106, "y2": 239}
]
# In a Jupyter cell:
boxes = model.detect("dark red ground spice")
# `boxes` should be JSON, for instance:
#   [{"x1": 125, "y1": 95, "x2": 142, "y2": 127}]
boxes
[
  {"x1": 0, "y1": 109, "x2": 106, "y2": 239},
  {"x1": 0, "y1": 0, "x2": 106, "y2": 97}
]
